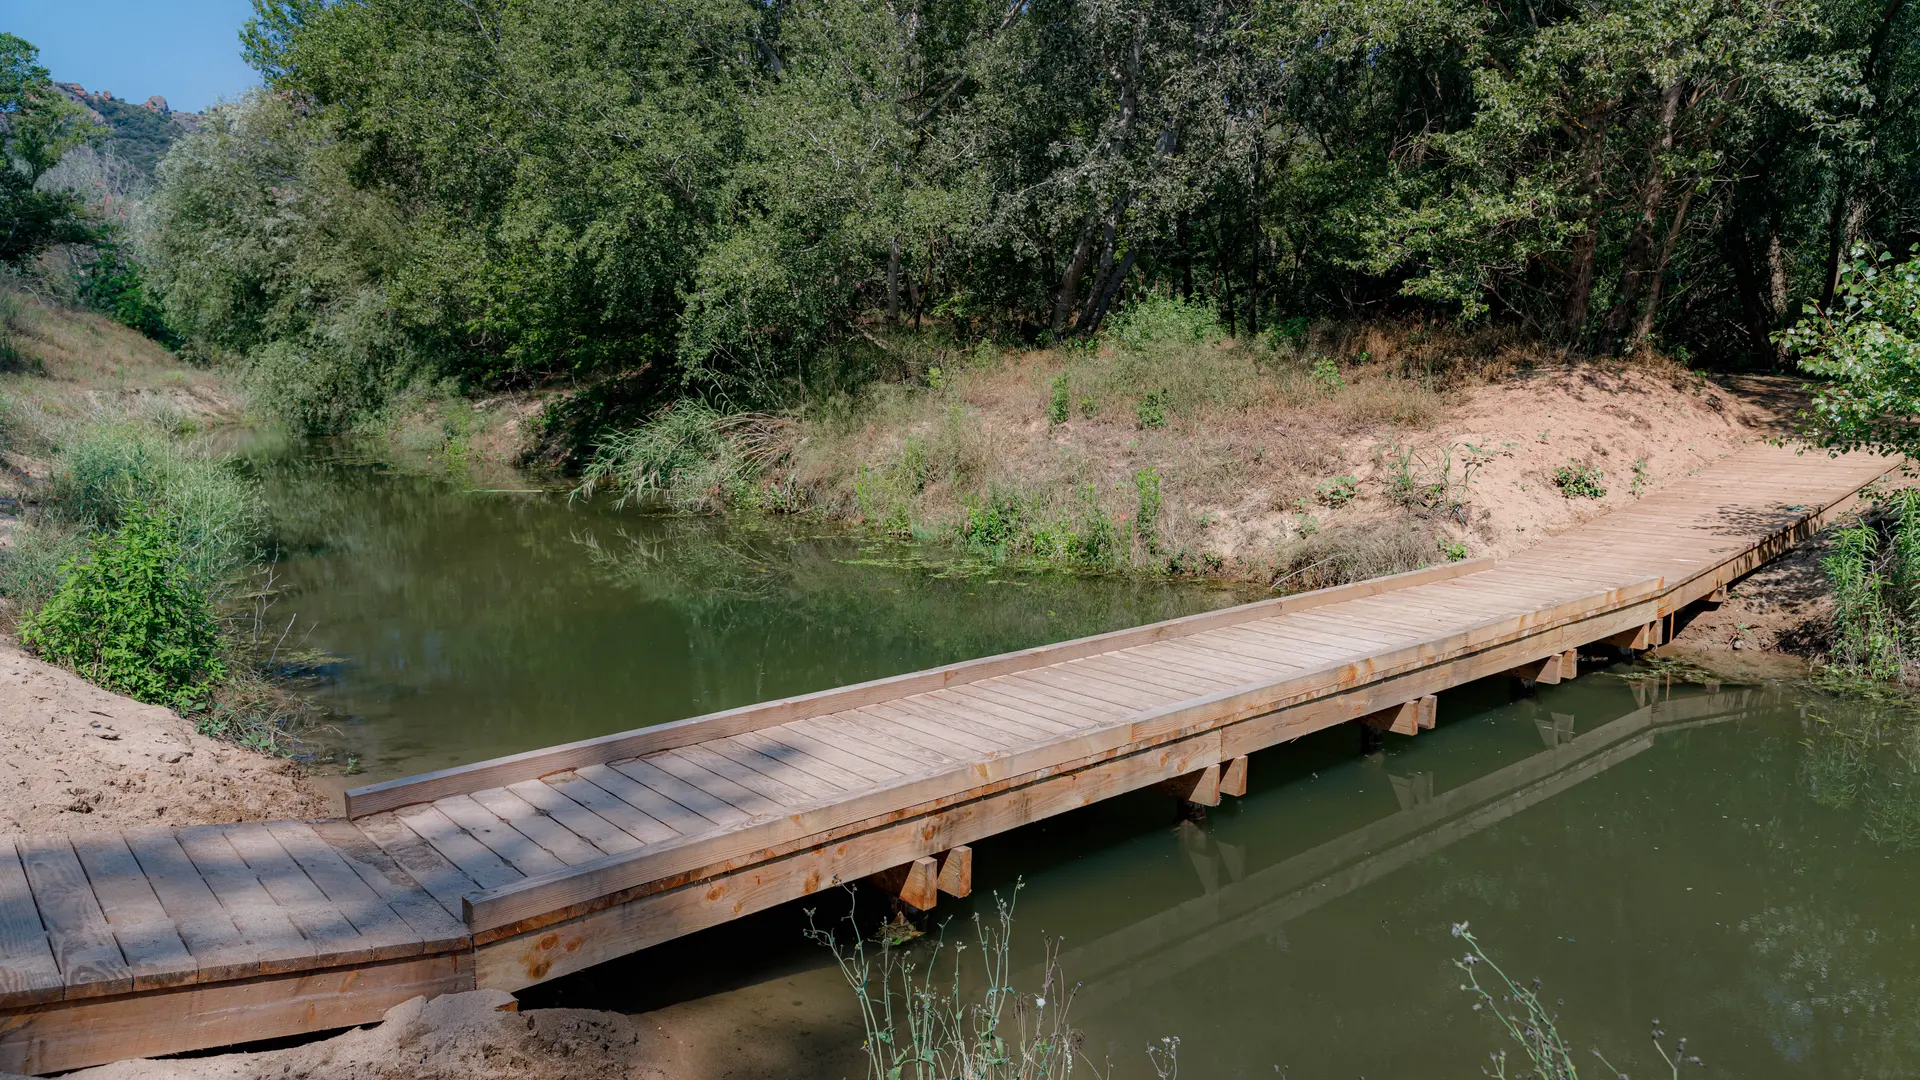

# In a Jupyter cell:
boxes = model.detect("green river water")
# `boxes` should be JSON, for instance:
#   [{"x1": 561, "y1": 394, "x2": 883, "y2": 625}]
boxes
[{"x1": 256, "y1": 441, "x2": 1920, "y2": 1079}]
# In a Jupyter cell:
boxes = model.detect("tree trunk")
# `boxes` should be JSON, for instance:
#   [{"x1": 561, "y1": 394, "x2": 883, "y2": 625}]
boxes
[
  {"x1": 1725, "y1": 226, "x2": 1778, "y2": 364},
  {"x1": 1051, "y1": 216, "x2": 1096, "y2": 334},
  {"x1": 887, "y1": 237, "x2": 901, "y2": 324},
  {"x1": 1559, "y1": 110, "x2": 1612, "y2": 342},
  {"x1": 1630, "y1": 189, "x2": 1693, "y2": 348},
  {"x1": 1600, "y1": 81, "x2": 1684, "y2": 354}
]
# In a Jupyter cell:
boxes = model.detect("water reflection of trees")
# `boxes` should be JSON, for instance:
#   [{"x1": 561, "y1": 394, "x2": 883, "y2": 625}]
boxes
[{"x1": 1798, "y1": 698, "x2": 1920, "y2": 849}]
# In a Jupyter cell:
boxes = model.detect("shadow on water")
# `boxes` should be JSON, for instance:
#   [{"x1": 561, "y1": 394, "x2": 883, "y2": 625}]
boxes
[{"x1": 253, "y1": 440, "x2": 1920, "y2": 1078}]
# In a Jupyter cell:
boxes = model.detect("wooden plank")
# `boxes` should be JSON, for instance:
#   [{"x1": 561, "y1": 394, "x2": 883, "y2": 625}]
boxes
[
  {"x1": 1158, "y1": 764, "x2": 1222, "y2": 807},
  {"x1": 610, "y1": 759, "x2": 753, "y2": 828},
  {"x1": 869, "y1": 856, "x2": 939, "y2": 911},
  {"x1": 0, "y1": 951, "x2": 473, "y2": 1076},
  {"x1": 67, "y1": 834, "x2": 195, "y2": 991},
  {"x1": 786, "y1": 717, "x2": 936, "y2": 777},
  {"x1": 543, "y1": 772, "x2": 680, "y2": 844},
  {"x1": 671, "y1": 745, "x2": 813, "y2": 807},
  {"x1": 732, "y1": 731, "x2": 871, "y2": 792},
  {"x1": 433, "y1": 796, "x2": 570, "y2": 878},
  {"x1": 345, "y1": 558, "x2": 1496, "y2": 816},
  {"x1": 504, "y1": 780, "x2": 646, "y2": 854},
  {"x1": 16, "y1": 836, "x2": 130, "y2": 998},
  {"x1": 219, "y1": 823, "x2": 380, "y2": 966},
  {"x1": 393, "y1": 805, "x2": 529, "y2": 891},
  {"x1": 304, "y1": 820, "x2": 469, "y2": 950},
  {"x1": 0, "y1": 839, "x2": 63, "y2": 1006},
  {"x1": 259, "y1": 821, "x2": 423, "y2": 958},
  {"x1": 824, "y1": 714, "x2": 970, "y2": 767},
  {"x1": 699, "y1": 738, "x2": 849, "y2": 800},
  {"x1": 122, "y1": 829, "x2": 261, "y2": 982},
  {"x1": 642, "y1": 752, "x2": 787, "y2": 819},
  {"x1": 468, "y1": 787, "x2": 612, "y2": 865},
  {"x1": 473, "y1": 729, "x2": 1226, "y2": 989},
  {"x1": 575, "y1": 763, "x2": 716, "y2": 837},
  {"x1": 353, "y1": 813, "x2": 496, "y2": 917}
]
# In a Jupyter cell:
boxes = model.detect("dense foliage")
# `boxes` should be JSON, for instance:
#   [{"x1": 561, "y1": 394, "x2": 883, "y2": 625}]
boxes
[
  {"x1": 0, "y1": 33, "x2": 103, "y2": 266},
  {"x1": 20, "y1": 505, "x2": 226, "y2": 709},
  {"x1": 127, "y1": 0, "x2": 1920, "y2": 428}
]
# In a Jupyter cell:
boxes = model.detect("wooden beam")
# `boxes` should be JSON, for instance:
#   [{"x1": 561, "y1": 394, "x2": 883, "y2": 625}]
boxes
[
  {"x1": 1219, "y1": 756, "x2": 1248, "y2": 797},
  {"x1": 0, "y1": 952, "x2": 472, "y2": 1075},
  {"x1": 1501, "y1": 650, "x2": 1576, "y2": 685},
  {"x1": 1359, "y1": 695, "x2": 1436, "y2": 736},
  {"x1": 345, "y1": 559, "x2": 1497, "y2": 817},
  {"x1": 935, "y1": 847, "x2": 971, "y2": 899},
  {"x1": 869, "y1": 857, "x2": 939, "y2": 911},
  {"x1": 1158, "y1": 764, "x2": 1222, "y2": 807},
  {"x1": 1602, "y1": 621, "x2": 1662, "y2": 650}
]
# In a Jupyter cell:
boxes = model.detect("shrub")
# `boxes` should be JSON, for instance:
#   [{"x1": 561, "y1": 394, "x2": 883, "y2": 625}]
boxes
[
  {"x1": 1134, "y1": 467, "x2": 1162, "y2": 553},
  {"x1": 20, "y1": 505, "x2": 225, "y2": 708},
  {"x1": 49, "y1": 423, "x2": 265, "y2": 594},
  {"x1": 1047, "y1": 371, "x2": 1070, "y2": 425},
  {"x1": 1135, "y1": 389, "x2": 1169, "y2": 429},
  {"x1": 577, "y1": 401, "x2": 791, "y2": 512},
  {"x1": 1551, "y1": 460, "x2": 1607, "y2": 499},
  {"x1": 1104, "y1": 292, "x2": 1222, "y2": 351},
  {"x1": 1311, "y1": 354, "x2": 1345, "y2": 392}
]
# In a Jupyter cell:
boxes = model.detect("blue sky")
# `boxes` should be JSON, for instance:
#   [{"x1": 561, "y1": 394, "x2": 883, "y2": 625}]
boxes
[{"x1": 6, "y1": 0, "x2": 259, "y2": 113}]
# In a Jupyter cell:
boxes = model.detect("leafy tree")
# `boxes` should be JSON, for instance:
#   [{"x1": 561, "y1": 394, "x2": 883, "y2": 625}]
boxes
[
  {"x1": 1780, "y1": 246, "x2": 1920, "y2": 456},
  {"x1": 0, "y1": 33, "x2": 103, "y2": 265}
]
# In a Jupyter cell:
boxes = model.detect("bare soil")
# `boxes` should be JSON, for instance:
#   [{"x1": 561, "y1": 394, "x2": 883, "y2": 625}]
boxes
[{"x1": 0, "y1": 642, "x2": 327, "y2": 833}]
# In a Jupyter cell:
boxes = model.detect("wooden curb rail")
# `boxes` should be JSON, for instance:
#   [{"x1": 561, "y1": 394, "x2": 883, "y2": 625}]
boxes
[
  {"x1": 344, "y1": 558, "x2": 1498, "y2": 818},
  {"x1": 459, "y1": 576, "x2": 1663, "y2": 934}
]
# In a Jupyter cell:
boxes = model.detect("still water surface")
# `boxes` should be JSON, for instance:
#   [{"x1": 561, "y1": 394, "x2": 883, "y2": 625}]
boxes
[{"x1": 257, "y1": 442, "x2": 1920, "y2": 1079}]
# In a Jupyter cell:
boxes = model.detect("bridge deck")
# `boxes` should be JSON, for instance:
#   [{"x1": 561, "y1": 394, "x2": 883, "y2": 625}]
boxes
[{"x1": 0, "y1": 443, "x2": 1896, "y2": 1072}]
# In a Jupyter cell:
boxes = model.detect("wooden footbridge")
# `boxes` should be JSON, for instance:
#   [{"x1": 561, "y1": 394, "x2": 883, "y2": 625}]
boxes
[{"x1": 0, "y1": 444, "x2": 1896, "y2": 1072}]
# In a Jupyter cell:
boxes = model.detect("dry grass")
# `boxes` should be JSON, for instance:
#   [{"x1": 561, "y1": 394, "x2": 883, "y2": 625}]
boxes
[
  {"x1": 0, "y1": 289, "x2": 238, "y2": 470},
  {"x1": 779, "y1": 320, "x2": 1496, "y2": 580},
  {"x1": 759, "y1": 315, "x2": 1777, "y2": 586}
]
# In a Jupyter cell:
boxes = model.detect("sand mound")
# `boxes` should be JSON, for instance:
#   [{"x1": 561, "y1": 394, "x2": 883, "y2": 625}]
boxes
[
  {"x1": 54, "y1": 991, "x2": 653, "y2": 1080},
  {"x1": 0, "y1": 643, "x2": 326, "y2": 834}
]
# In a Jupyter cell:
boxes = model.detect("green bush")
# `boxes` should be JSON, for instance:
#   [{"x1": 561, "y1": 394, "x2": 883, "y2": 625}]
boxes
[
  {"x1": 577, "y1": 401, "x2": 757, "y2": 511},
  {"x1": 1551, "y1": 460, "x2": 1607, "y2": 499},
  {"x1": 1047, "y1": 372, "x2": 1070, "y2": 425},
  {"x1": 1135, "y1": 389, "x2": 1169, "y2": 429},
  {"x1": 20, "y1": 505, "x2": 226, "y2": 708},
  {"x1": 49, "y1": 424, "x2": 264, "y2": 594},
  {"x1": 1104, "y1": 293, "x2": 1223, "y2": 351}
]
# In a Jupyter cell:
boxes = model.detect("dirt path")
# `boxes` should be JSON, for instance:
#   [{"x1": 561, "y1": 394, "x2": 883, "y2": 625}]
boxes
[{"x1": 0, "y1": 642, "x2": 326, "y2": 834}]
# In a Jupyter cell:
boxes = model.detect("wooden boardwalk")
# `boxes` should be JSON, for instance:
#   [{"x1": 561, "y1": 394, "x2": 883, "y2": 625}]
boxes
[{"x1": 0, "y1": 443, "x2": 1895, "y2": 1072}]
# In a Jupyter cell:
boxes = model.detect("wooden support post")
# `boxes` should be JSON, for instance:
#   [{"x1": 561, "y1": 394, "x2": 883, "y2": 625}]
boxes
[
  {"x1": 1706, "y1": 584, "x2": 1729, "y2": 603},
  {"x1": 935, "y1": 846, "x2": 971, "y2": 899},
  {"x1": 870, "y1": 856, "x2": 940, "y2": 912},
  {"x1": 1219, "y1": 756, "x2": 1248, "y2": 797},
  {"x1": 1358, "y1": 695, "x2": 1437, "y2": 736},
  {"x1": 1602, "y1": 621, "x2": 1662, "y2": 651},
  {"x1": 1501, "y1": 650, "x2": 1576, "y2": 685},
  {"x1": 1158, "y1": 763, "x2": 1222, "y2": 807}
]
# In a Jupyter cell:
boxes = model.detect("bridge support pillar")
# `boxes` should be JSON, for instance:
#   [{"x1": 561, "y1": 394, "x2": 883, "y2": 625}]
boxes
[
  {"x1": 870, "y1": 846, "x2": 973, "y2": 912},
  {"x1": 1503, "y1": 649, "x2": 1576, "y2": 686},
  {"x1": 1359, "y1": 695, "x2": 1437, "y2": 736}
]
